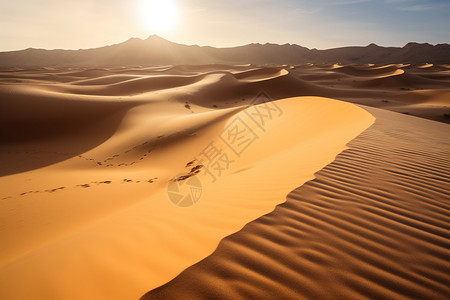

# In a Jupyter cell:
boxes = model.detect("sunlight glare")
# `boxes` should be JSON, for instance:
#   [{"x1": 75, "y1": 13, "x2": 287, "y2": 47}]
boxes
[{"x1": 140, "y1": 0, "x2": 180, "y2": 34}]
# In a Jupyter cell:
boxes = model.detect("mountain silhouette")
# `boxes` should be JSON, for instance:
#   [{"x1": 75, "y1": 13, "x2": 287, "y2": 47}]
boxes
[{"x1": 0, "y1": 35, "x2": 448, "y2": 67}]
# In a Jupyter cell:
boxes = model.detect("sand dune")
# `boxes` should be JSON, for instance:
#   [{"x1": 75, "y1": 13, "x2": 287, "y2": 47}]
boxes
[
  {"x1": 332, "y1": 64, "x2": 401, "y2": 77},
  {"x1": 355, "y1": 71, "x2": 445, "y2": 89},
  {"x1": 1, "y1": 63, "x2": 447, "y2": 122},
  {"x1": 417, "y1": 63, "x2": 434, "y2": 69},
  {"x1": 141, "y1": 107, "x2": 450, "y2": 300},
  {"x1": 394, "y1": 89, "x2": 450, "y2": 105},
  {"x1": 287, "y1": 64, "x2": 449, "y2": 123},
  {"x1": 71, "y1": 74, "x2": 144, "y2": 86},
  {"x1": 232, "y1": 67, "x2": 288, "y2": 81},
  {"x1": 0, "y1": 64, "x2": 449, "y2": 300},
  {"x1": 0, "y1": 94, "x2": 373, "y2": 299}
]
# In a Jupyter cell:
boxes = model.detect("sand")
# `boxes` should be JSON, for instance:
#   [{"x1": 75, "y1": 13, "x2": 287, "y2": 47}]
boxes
[
  {"x1": 0, "y1": 64, "x2": 449, "y2": 300},
  {"x1": 142, "y1": 107, "x2": 450, "y2": 300}
]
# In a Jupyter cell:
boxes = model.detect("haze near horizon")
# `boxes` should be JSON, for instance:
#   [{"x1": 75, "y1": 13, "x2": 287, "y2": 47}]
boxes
[{"x1": 1, "y1": 0, "x2": 449, "y2": 51}]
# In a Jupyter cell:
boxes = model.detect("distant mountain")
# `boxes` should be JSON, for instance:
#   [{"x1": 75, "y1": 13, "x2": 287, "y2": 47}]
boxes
[{"x1": 0, "y1": 35, "x2": 449, "y2": 68}]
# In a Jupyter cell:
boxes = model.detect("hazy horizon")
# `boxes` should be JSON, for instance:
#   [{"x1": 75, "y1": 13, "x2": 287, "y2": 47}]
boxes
[
  {"x1": 1, "y1": 0, "x2": 449, "y2": 52},
  {"x1": 1, "y1": 33, "x2": 450, "y2": 53}
]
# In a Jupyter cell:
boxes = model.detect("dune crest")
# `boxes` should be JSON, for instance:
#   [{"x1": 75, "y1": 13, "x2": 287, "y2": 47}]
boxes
[
  {"x1": 0, "y1": 94, "x2": 373, "y2": 300},
  {"x1": 141, "y1": 106, "x2": 450, "y2": 300}
]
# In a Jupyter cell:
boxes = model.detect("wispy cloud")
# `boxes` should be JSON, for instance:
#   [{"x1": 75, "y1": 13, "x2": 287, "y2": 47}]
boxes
[
  {"x1": 384, "y1": 0, "x2": 449, "y2": 11},
  {"x1": 384, "y1": 0, "x2": 412, "y2": 3},
  {"x1": 291, "y1": 0, "x2": 371, "y2": 15},
  {"x1": 399, "y1": 3, "x2": 447, "y2": 11},
  {"x1": 293, "y1": 7, "x2": 322, "y2": 15},
  {"x1": 332, "y1": 0, "x2": 371, "y2": 5}
]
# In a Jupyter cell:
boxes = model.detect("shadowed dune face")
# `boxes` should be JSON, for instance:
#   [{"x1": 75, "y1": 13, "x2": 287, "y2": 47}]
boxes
[
  {"x1": 0, "y1": 61, "x2": 376, "y2": 299},
  {"x1": 0, "y1": 93, "x2": 373, "y2": 300},
  {"x1": 0, "y1": 87, "x2": 139, "y2": 176},
  {"x1": 141, "y1": 107, "x2": 450, "y2": 300}
]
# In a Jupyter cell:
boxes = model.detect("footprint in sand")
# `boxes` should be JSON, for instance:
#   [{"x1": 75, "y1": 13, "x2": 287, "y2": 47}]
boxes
[
  {"x1": 147, "y1": 177, "x2": 158, "y2": 183},
  {"x1": 186, "y1": 160, "x2": 196, "y2": 167}
]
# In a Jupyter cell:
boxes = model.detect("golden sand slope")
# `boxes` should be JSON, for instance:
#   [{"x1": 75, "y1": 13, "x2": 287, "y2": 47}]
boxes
[
  {"x1": 141, "y1": 107, "x2": 450, "y2": 300},
  {"x1": 0, "y1": 64, "x2": 448, "y2": 300},
  {"x1": 0, "y1": 67, "x2": 373, "y2": 300}
]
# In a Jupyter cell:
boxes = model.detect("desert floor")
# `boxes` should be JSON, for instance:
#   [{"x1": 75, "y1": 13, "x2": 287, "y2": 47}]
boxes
[{"x1": 0, "y1": 64, "x2": 449, "y2": 300}]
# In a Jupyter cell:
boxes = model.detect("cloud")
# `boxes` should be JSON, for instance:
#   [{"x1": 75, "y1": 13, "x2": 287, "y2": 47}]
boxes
[
  {"x1": 384, "y1": 0, "x2": 412, "y2": 3},
  {"x1": 293, "y1": 7, "x2": 322, "y2": 14},
  {"x1": 290, "y1": 0, "x2": 371, "y2": 16},
  {"x1": 332, "y1": 0, "x2": 371, "y2": 5},
  {"x1": 384, "y1": 0, "x2": 450, "y2": 11},
  {"x1": 399, "y1": 3, "x2": 446, "y2": 11}
]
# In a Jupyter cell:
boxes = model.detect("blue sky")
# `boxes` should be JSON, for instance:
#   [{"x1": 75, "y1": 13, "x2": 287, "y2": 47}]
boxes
[{"x1": 0, "y1": 0, "x2": 449, "y2": 51}]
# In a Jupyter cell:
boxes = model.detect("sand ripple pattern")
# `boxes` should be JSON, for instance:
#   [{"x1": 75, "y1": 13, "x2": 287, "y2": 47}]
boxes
[{"x1": 142, "y1": 107, "x2": 450, "y2": 300}]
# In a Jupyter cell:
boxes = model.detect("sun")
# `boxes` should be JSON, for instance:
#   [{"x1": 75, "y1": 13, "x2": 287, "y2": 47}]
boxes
[{"x1": 140, "y1": 0, "x2": 180, "y2": 34}]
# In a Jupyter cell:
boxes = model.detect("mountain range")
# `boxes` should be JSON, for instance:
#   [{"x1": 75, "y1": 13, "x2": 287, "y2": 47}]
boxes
[{"x1": 0, "y1": 35, "x2": 449, "y2": 68}]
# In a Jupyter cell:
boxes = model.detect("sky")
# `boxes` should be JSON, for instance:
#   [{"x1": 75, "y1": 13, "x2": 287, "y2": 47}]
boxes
[{"x1": 0, "y1": 0, "x2": 449, "y2": 51}]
